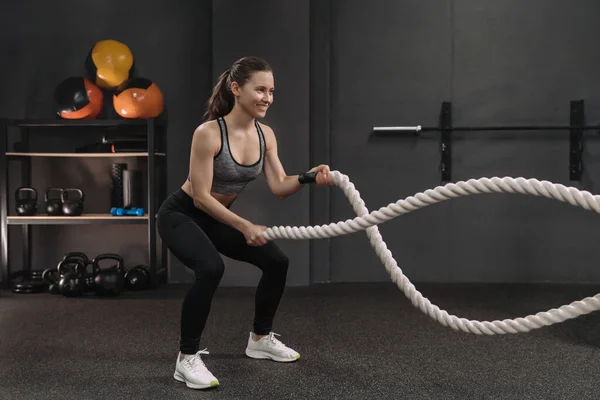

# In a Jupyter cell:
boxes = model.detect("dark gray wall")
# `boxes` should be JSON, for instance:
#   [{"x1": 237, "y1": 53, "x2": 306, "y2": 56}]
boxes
[
  {"x1": 3, "y1": 0, "x2": 600, "y2": 286},
  {"x1": 328, "y1": 0, "x2": 600, "y2": 283}
]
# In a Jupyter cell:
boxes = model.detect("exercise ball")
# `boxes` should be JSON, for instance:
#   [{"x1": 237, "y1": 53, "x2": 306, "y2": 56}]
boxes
[
  {"x1": 55, "y1": 77, "x2": 103, "y2": 119},
  {"x1": 85, "y1": 39, "x2": 134, "y2": 89},
  {"x1": 113, "y1": 78, "x2": 164, "y2": 119}
]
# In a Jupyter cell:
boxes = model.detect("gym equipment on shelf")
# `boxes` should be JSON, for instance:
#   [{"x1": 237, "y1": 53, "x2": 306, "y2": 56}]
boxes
[
  {"x1": 110, "y1": 163, "x2": 126, "y2": 208},
  {"x1": 61, "y1": 188, "x2": 84, "y2": 216},
  {"x1": 54, "y1": 77, "x2": 103, "y2": 120},
  {"x1": 85, "y1": 39, "x2": 134, "y2": 90},
  {"x1": 113, "y1": 78, "x2": 164, "y2": 119},
  {"x1": 15, "y1": 187, "x2": 37, "y2": 216},
  {"x1": 0, "y1": 118, "x2": 165, "y2": 292},
  {"x1": 45, "y1": 188, "x2": 63, "y2": 216},
  {"x1": 110, "y1": 207, "x2": 144, "y2": 216}
]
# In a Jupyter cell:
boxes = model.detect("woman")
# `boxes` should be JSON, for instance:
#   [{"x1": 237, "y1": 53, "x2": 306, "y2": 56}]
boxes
[{"x1": 157, "y1": 56, "x2": 333, "y2": 390}]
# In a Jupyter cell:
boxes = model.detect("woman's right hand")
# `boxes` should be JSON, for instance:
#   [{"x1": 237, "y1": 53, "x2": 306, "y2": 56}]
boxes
[{"x1": 242, "y1": 223, "x2": 268, "y2": 246}]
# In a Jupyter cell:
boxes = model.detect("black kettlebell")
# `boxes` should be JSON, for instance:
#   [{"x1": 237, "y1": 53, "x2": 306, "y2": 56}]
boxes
[
  {"x1": 45, "y1": 187, "x2": 63, "y2": 216},
  {"x1": 61, "y1": 188, "x2": 84, "y2": 216},
  {"x1": 15, "y1": 187, "x2": 37, "y2": 216},
  {"x1": 124, "y1": 265, "x2": 150, "y2": 291},
  {"x1": 60, "y1": 252, "x2": 94, "y2": 292},
  {"x1": 57, "y1": 256, "x2": 86, "y2": 297},
  {"x1": 93, "y1": 253, "x2": 125, "y2": 296}
]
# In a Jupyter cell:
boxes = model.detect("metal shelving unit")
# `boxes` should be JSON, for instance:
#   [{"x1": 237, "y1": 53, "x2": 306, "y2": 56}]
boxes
[{"x1": 0, "y1": 117, "x2": 168, "y2": 289}]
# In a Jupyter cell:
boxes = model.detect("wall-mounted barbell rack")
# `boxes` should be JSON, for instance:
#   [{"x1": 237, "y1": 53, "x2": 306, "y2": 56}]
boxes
[{"x1": 371, "y1": 100, "x2": 598, "y2": 183}]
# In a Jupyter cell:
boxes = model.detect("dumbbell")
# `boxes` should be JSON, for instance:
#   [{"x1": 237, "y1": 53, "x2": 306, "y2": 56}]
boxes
[{"x1": 110, "y1": 207, "x2": 144, "y2": 216}]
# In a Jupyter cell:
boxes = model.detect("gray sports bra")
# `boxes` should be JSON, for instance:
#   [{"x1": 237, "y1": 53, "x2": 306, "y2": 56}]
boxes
[{"x1": 188, "y1": 117, "x2": 265, "y2": 195}]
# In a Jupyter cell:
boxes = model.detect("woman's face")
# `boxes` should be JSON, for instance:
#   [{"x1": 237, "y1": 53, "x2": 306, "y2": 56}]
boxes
[{"x1": 233, "y1": 70, "x2": 274, "y2": 119}]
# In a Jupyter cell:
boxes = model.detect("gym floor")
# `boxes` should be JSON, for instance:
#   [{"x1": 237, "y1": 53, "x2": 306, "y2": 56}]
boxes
[{"x1": 2, "y1": 282, "x2": 600, "y2": 399}]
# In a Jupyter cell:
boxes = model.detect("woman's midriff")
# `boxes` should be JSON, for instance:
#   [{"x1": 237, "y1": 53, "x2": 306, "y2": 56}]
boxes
[{"x1": 180, "y1": 181, "x2": 237, "y2": 208}]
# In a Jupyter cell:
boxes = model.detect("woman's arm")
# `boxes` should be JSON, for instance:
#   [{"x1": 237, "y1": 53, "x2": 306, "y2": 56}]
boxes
[
  {"x1": 261, "y1": 124, "x2": 333, "y2": 199},
  {"x1": 188, "y1": 123, "x2": 253, "y2": 232}
]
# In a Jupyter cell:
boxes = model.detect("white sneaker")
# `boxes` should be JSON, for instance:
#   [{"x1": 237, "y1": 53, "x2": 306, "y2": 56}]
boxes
[
  {"x1": 173, "y1": 349, "x2": 219, "y2": 389},
  {"x1": 245, "y1": 332, "x2": 300, "y2": 362}
]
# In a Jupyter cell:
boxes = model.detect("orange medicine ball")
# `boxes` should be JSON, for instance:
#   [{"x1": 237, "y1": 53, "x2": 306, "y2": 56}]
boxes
[
  {"x1": 113, "y1": 78, "x2": 164, "y2": 119},
  {"x1": 86, "y1": 39, "x2": 134, "y2": 89},
  {"x1": 54, "y1": 77, "x2": 103, "y2": 119}
]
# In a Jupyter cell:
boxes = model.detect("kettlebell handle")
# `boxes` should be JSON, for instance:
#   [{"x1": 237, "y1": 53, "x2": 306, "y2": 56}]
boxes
[
  {"x1": 42, "y1": 268, "x2": 59, "y2": 284},
  {"x1": 62, "y1": 252, "x2": 90, "y2": 265},
  {"x1": 57, "y1": 256, "x2": 87, "y2": 276},
  {"x1": 15, "y1": 187, "x2": 37, "y2": 202},
  {"x1": 45, "y1": 187, "x2": 63, "y2": 202},
  {"x1": 92, "y1": 253, "x2": 124, "y2": 273},
  {"x1": 61, "y1": 188, "x2": 84, "y2": 203}
]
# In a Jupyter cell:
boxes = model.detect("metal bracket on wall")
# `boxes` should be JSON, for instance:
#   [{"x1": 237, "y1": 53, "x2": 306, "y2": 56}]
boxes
[
  {"x1": 439, "y1": 102, "x2": 452, "y2": 183},
  {"x1": 569, "y1": 99, "x2": 584, "y2": 181},
  {"x1": 372, "y1": 99, "x2": 595, "y2": 183}
]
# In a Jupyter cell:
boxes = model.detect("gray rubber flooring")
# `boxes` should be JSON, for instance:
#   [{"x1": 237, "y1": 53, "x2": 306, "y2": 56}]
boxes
[{"x1": 2, "y1": 282, "x2": 600, "y2": 399}]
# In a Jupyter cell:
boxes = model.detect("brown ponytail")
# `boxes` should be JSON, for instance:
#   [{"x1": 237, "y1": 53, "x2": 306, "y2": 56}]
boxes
[
  {"x1": 204, "y1": 69, "x2": 234, "y2": 121},
  {"x1": 204, "y1": 56, "x2": 272, "y2": 121}
]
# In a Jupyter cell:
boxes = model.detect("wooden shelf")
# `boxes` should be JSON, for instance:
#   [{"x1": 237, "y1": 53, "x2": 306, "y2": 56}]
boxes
[
  {"x1": 9, "y1": 119, "x2": 156, "y2": 128},
  {"x1": 8, "y1": 213, "x2": 150, "y2": 225},
  {"x1": 7, "y1": 152, "x2": 166, "y2": 158}
]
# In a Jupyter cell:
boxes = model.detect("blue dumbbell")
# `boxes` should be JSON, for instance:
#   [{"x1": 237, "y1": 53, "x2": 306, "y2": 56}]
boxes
[{"x1": 110, "y1": 207, "x2": 145, "y2": 216}]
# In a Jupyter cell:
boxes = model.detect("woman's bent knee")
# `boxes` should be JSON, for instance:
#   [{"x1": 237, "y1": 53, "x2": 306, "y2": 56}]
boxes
[
  {"x1": 194, "y1": 257, "x2": 225, "y2": 282},
  {"x1": 275, "y1": 253, "x2": 289, "y2": 271},
  {"x1": 262, "y1": 248, "x2": 289, "y2": 276}
]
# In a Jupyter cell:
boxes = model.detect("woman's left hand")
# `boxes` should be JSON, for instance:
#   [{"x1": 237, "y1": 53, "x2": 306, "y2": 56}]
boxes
[{"x1": 309, "y1": 164, "x2": 334, "y2": 186}]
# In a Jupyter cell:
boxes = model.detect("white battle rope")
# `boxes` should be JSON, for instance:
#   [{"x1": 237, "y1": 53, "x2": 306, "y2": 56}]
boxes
[{"x1": 262, "y1": 170, "x2": 600, "y2": 335}]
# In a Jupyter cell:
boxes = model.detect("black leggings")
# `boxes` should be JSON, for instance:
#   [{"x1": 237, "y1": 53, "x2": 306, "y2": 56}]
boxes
[{"x1": 157, "y1": 189, "x2": 289, "y2": 354}]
